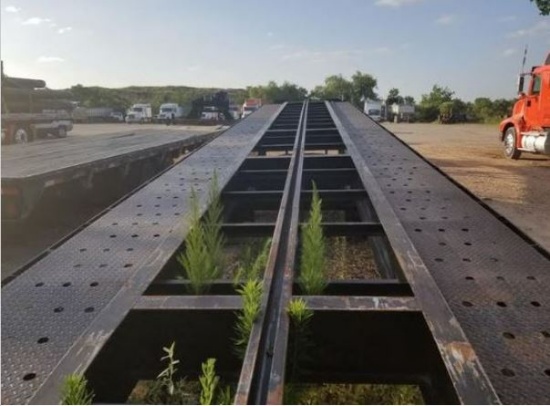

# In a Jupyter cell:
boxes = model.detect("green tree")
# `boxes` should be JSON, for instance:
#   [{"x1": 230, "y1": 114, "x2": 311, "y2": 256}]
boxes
[
  {"x1": 245, "y1": 81, "x2": 307, "y2": 103},
  {"x1": 403, "y1": 95, "x2": 415, "y2": 105},
  {"x1": 386, "y1": 88, "x2": 404, "y2": 105},
  {"x1": 351, "y1": 71, "x2": 377, "y2": 107},
  {"x1": 322, "y1": 75, "x2": 354, "y2": 101},
  {"x1": 417, "y1": 85, "x2": 455, "y2": 122},
  {"x1": 531, "y1": 0, "x2": 550, "y2": 15}
]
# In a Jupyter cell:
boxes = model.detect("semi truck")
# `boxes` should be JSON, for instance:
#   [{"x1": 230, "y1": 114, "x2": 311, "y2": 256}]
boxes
[
  {"x1": 157, "y1": 103, "x2": 185, "y2": 123},
  {"x1": 363, "y1": 99, "x2": 384, "y2": 121},
  {"x1": 499, "y1": 52, "x2": 550, "y2": 159},
  {"x1": 1, "y1": 62, "x2": 74, "y2": 144},
  {"x1": 242, "y1": 98, "x2": 262, "y2": 118},
  {"x1": 126, "y1": 103, "x2": 153, "y2": 123}
]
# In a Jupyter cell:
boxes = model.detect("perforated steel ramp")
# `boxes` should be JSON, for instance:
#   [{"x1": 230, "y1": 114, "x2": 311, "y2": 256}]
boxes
[
  {"x1": 332, "y1": 102, "x2": 550, "y2": 404},
  {"x1": 3, "y1": 101, "x2": 549, "y2": 405},
  {"x1": 1, "y1": 105, "x2": 283, "y2": 404}
]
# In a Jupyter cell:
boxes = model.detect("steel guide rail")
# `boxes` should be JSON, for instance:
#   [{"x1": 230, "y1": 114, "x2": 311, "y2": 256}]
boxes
[{"x1": 4, "y1": 101, "x2": 546, "y2": 405}]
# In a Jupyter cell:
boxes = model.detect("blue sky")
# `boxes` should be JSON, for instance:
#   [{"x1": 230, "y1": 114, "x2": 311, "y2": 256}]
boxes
[{"x1": 1, "y1": 0, "x2": 549, "y2": 101}]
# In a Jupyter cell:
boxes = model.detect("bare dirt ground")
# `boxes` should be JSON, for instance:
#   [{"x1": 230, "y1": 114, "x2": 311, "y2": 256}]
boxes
[{"x1": 383, "y1": 122, "x2": 550, "y2": 254}]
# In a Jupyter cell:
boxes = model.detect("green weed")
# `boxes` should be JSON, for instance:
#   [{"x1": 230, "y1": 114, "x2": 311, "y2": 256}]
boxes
[
  {"x1": 157, "y1": 342, "x2": 179, "y2": 397},
  {"x1": 202, "y1": 172, "x2": 226, "y2": 278},
  {"x1": 177, "y1": 173, "x2": 225, "y2": 294},
  {"x1": 299, "y1": 183, "x2": 327, "y2": 295},
  {"x1": 216, "y1": 385, "x2": 233, "y2": 405},
  {"x1": 234, "y1": 279, "x2": 263, "y2": 358},
  {"x1": 234, "y1": 238, "x2": 271, "y2": 284},
  {"x1": 286, "y1": 298, "x2": 314, "y2": 384},
  {"x1": 199, "y1": 358, "x2": 219, "y2": 405},
  {"x1": 60, "y1": 374, "x2": 94, "y2": 405}
]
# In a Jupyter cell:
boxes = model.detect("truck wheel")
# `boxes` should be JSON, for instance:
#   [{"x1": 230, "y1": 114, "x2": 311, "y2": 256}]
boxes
[
  {"x1": 56, "y1": 126, "x2": 68, "y2": 138},
  {"x1": 504, "y1": 127, "x2": 521, "y2": 159},
  {"x1": 13, "y1": 127, "x2": 30, "y2": 144}
]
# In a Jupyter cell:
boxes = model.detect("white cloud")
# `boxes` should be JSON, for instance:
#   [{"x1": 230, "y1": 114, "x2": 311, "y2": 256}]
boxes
[
  {"x1": 267, "y1": 32, "x2": 274, "y2": 37},
  {"x1": 22, "y1": 17, "x2": 52, "y2": 25},
  {"x1": 187, "y1": 65, "x2": 200, "y2": 72},
  {"x1": 37, "y1": 56, "x2": 64, "y2": 63},
  {"x1": 508, "y1": 20, "x2": 550, "y2": 38},
  {"x1": 58, "y1": 26, "x2": 72, "y2": 34},
  {"x1": 502, "y1": 48, "x2": 517, "y2": 57},
  {"x1": 5, "y1": 6, "x2": 21, "y2": 13},
  {"x1": 435, "y1": 14, "x2": 455, "y2": 25},
  {"x1": 375, "y1": 0, "x2": 424, "y2": 7}
]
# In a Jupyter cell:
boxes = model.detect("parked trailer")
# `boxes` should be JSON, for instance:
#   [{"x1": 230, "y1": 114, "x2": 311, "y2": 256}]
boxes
[
  {"x1": 1, "y1": 112, "x2": 73, "y2": 144},
  {"x1": 72, "y1": 107, "x2": 114, "y2": 123},
  {"x1": 389, "y1": 103, "x2": 415, "y2": 122},
  {"x1": 1, "y1": 129, "x2": 217, "y2": 221},
  {"x1": 1, "y1": 62, "x2": 74, "y2": 144},
  {"x1": 2, "y1": 102, "x2": 550, "y2": 405}
]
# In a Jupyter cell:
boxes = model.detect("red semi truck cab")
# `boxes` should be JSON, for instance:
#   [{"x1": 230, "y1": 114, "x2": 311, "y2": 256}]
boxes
[{"x1": 499, "y1": 52, "x2": 550, "y2": 159}]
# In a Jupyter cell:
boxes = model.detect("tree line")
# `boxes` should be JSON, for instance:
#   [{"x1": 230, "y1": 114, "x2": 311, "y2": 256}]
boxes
[{"x1": 68, "y1": 73, "x2": 515, "y2": 123}]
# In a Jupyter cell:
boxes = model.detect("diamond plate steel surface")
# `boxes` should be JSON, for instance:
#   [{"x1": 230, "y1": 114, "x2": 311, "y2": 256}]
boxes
[
  {"x1": 333, "y1": 102, "x2": 550, "y2": 404},
  {"x1": 1, "y1": 105, "x2": 283, "y2": 404}
]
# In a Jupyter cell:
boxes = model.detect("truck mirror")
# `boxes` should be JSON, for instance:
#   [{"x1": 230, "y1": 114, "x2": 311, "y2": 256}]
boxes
[{"x1": 517, "y1": 76, "x2": 525, "y2": 94}]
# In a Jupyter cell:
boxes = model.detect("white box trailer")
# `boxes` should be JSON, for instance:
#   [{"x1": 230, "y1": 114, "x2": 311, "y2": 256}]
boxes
[
  {"x1": 364, "y1": 99, "x2": 383, "y2": 121},
  {"x1": 126, "y1": 104, "x2": 153, "y2": 123},
  {"x1": 390, "y1": 104, "x2": 415, "y2": 122},
  {"x1": 158, "y1": 103, "x2": 185, "y2": 122}
]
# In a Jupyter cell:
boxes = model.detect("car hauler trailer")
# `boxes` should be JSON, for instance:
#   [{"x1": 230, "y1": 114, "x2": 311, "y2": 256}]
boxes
[{"x1": 2, "y1": 102, "x2": 550, "y2": 405}]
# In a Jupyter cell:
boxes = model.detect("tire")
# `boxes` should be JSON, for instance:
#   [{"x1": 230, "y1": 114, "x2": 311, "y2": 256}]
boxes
[
  {"x1": 503, "y1": 127, "x2": 521, "y2": 159},
  {"x1": 13, "y1": 127, "x2": 29, "y2": 144},
  {"x1": 56, "y1": 126, "x2": 67, "y2": 138}
]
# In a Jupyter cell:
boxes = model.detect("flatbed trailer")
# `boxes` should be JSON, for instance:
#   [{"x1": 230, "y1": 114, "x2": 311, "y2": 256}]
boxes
[
  {"x1": 1, "y1": 102, "x2": 549, "y2": 404},
  {"x1": 1, "y1": 129, "x2": 218, "y2": 221}
]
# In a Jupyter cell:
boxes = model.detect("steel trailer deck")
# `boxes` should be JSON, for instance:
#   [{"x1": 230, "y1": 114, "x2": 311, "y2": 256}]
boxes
[
  {"x1": 1, "y1": 129, "x2": 217, "y2": 220},
  {"x1": 1, "y1": 102, "x2": 549, "y2": 404}
]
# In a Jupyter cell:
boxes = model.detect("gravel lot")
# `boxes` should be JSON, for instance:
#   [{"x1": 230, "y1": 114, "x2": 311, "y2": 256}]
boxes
[{"x1": 383, "y1": 122, "x2": 550, "y2": 253}]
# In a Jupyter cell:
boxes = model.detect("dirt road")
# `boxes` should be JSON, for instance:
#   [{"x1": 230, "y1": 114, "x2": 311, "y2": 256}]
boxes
[{"x1": 383, "y1": 122, "x2": 550, "y2": 253}]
